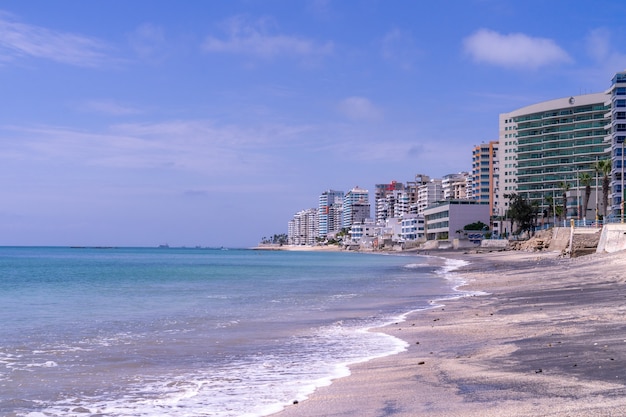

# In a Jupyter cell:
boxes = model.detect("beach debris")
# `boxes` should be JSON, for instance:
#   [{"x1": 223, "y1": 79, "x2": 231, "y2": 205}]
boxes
[
  {"x1": 418, "y1": 361, "x2": 425, "y2": 365},
  {"x1": 535, "y1": 369, "x2": 543, "y2": 373},
  {"x1": 293, "y1": 400, "x2": 299, "y2": 405}
]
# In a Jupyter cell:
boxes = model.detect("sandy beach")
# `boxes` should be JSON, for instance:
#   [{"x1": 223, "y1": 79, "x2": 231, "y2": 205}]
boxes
[{"x1": 272, "y1": 249, "x2": 626, "y2": 416}]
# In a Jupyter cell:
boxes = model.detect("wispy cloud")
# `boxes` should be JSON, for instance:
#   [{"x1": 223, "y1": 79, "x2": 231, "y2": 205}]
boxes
[
  {"x1": 0, "y1": 11, "x2": 114, "y2": 67},
  {"x1": 585, "y1": 28, "x2": 626, "y2": 73},
  {"x1": 379, "y1": 28, "x2": 420, "y2": 70},
  {"x1": 0, "y1": 120, "x2": 314, "y2": 176},
  {"x1": 337, "y1": 97, "x2": 383, "y2": 121},
  {"x1": 80, "y1": 99, "x2": 143, "y2": 116},
  {"x1": 127, "y1": 23, "x2": 168, "y2": 62},
  {"x1": 463, "y1": 28, "x2": 572, "y2": 69},
  {"x1": 202, "y1": 16, "x2": 334, "y2": 59}
]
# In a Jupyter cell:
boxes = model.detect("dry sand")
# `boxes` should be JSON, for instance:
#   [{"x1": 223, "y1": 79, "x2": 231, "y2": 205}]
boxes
[{"x1": 272, "y1": 249, "x2": 626, "y2": 417}]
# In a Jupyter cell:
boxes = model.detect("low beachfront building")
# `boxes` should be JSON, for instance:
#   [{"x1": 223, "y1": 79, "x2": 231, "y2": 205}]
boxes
[
  {"x1": 346, "y1": 219, "x2": 378, "y2": 249},
  {"x1": 348, "y1": 219, "x2": 376, "y2": 242},
  {"x1": 400, "y1": 214, "x2": 425, "y2": 242},
  {"x1": 423, "y1": 200, "x2": 490, "y2": 241}
]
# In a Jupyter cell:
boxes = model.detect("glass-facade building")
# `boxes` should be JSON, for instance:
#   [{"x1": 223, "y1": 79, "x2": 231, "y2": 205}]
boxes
[
  {"x1": 318, "y1": 189, "x2": 344, "y2": 237},
  {"x1": 500, "y1": 92, "x2": 609, "y2": 221},
  {"x1": 607, "y1": 70, "x2": 626, "y2": 217},
  {"x1": 342, "y1": 186, "x2": 370, "y2": 228}
]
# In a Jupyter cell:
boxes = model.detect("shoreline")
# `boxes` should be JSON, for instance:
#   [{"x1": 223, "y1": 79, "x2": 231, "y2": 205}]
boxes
[{"x1": 271, "y1": 249, "x2": 626, "y2": 416}]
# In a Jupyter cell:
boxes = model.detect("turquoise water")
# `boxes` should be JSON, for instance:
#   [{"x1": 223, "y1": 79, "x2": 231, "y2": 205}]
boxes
[{"x1": 0, "y1": 247, "x2": 466, "y2": 416}]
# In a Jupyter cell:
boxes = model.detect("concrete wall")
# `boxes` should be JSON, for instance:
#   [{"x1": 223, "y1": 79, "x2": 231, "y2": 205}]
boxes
[
  {"x1": 597, "y1": 224, "x2": 626, "y2": 253},
  {"x1": 549, "y1": 227, "x2": 571, "y2": 252},
  {"x1": 480, "y1": 239, "x2": 509, "y2": 249}
]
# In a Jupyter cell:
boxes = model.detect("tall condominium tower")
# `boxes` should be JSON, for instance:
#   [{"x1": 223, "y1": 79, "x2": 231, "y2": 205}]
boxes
[
  {"x1": 499, "y1": 92, "x2": 608, "y2": 221},
  {"x1": 606, "y1": 70, "x2": 626, "y2": 218},
  {"x1": 342, "y1": 186, "x2": 370, "y2": 228},
  {"x1": 287, "y1": 208, "x2": 318, "y2": 245},
  {"x1": 417, "y1": 179, "x2": 443, "y2": 214},
  {"x1": 374, "y1": 181, "x2": 405, "y2": 224},
  {"x1": 442, "y1": 172, "x2": 470, "y2": 200},
  {"x1": 318, "y1": 189, "x2": 344, "y2": 237},
  {"x1": 471, "y1": 142, "x2": 499, "y2": 216}
]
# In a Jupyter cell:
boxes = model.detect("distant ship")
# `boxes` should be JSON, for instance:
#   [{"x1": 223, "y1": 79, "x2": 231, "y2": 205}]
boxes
[{"x1": 158, "y1": 243, "x2": 170, "y2": 248}]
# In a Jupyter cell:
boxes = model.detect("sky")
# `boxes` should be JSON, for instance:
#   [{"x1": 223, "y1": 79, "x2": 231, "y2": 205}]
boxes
[{"x1": 1, "y1": 0, "x2": 626, "y2": 248}]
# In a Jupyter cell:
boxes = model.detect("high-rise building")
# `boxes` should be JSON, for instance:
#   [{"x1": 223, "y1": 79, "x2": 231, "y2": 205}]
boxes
[
  {"x1": 287, "y1": 208, "x2": 318, "y2": 245},
  {"x1": 402, "y1": 174, "x2": 430, "y2": 214},
  {"x1": 471, "y1": 142, "x2": 499, "y2": 216},
  {"x1": 318, "y1": 190, "x2": 344, "y2": 237},
  {"x1": 374, "y1": 181, "x2": 405, "y2": 224},
  {"x1": 442, "y1": 172, "x2": 470, "y2": 200},
  {"x1": 498, "y1": 92, "x2": 608, "y2": 221},
  {"x1": 417, "y1": 179, "x2": 443, "y2": 214},
  {"x1": 342, "y1": 186, "x2": 370, "y2": 228},
  {"x1": 606, "y1": 70, "x2": 626, "y2": 218}
]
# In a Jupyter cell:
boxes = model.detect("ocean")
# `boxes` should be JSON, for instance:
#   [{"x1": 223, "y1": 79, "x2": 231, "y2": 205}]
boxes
[{"x1": 0, "y1": 246, "x2": 467, "y2": 417}]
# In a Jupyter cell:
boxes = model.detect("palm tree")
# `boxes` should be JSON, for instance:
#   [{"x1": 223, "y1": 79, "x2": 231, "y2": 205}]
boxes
[
  {"x1": 579, "y1": 172, "x2": 593, "y2": 220},
  {"x1": 545, "y1": 194, "x2": 555, "y2": 224},
  {"x1": 593, "y1": 159, "x2": 612, "y2": 217},
  {"x1": 559, "y1": 181, "x2": 571, "y2": 222}
]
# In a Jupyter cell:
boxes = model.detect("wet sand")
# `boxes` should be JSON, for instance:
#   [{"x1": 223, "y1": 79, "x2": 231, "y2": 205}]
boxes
[{"x1": 272, "y1": 249, "x2": 626, "y2": 416}]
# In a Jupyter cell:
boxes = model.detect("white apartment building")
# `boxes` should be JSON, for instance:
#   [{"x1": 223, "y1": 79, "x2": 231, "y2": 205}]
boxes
[
  {"x1": 374, "y1": 181, "x2": 405, "y2": 224},
  {"x1": 442, "y1": 172, "x2": 469, "y2": 200},
  {"x1": 348, "y1": 219, "x2": 377, "y2": 242},
  {"x1": 394, "y1": 191, "x2": 414, "y2": 217},
  {"x1": 400, "y1": 214, "x2": 425, "y2": 241},
  {"x1": 287, "y1": 208, "x2": 318, "y2": 245},
  {"x1": 417, "y1": 179, "x2": 443, "y2": 214}
]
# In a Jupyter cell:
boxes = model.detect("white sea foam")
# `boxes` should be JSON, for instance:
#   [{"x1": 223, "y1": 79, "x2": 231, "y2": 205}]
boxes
[{"x1": 27, "y1": 318, "x2": 409, "y2": 417}]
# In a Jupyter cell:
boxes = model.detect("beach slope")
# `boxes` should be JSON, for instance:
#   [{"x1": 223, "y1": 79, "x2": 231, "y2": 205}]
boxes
[{"x1": 272, "y1": 250, "x2": 626, "y2": 416}]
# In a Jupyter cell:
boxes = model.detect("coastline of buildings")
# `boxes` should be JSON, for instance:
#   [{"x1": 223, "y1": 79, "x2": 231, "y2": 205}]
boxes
[{"x1": 280, "y1": 70, "x2": 626, "y2": 250}]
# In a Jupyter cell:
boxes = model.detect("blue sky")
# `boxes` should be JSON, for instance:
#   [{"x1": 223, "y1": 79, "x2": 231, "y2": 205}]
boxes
[{"x1": 1, "y1": 0, "x2": 626, "y2": 247}]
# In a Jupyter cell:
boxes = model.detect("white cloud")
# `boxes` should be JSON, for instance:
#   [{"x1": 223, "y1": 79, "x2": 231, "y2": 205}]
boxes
[
  {"x1": 337, "y1": 97, "x2": 382, "y2": 121},
  {"x1": 0, "y1": 11, "x2": 113, "y2": 67},
  {"x1": 203, "y1": 16, "x2": 333, "y2": 59},
  {"x1": 463, "y1": 28, "x2": 572, "y2": 69}
]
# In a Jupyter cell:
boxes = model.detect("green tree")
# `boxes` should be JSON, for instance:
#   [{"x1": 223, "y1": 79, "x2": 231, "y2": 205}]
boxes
[
  {"x1": 544, "y1": 194, "x2": 555, "y2": 223},
  {"x1": 593, "y1": 159, "x2": 612, "y2": 217},
  {"x1": 463, "y1": 221, "x2": 489, "y2": 231},
  {"x1": 506, "y1": 193, "x2": 538, "y2": 235}
]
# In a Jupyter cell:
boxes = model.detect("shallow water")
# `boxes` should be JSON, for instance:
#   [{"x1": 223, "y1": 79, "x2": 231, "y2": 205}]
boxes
[{"x1": 0, "y1": 247, "x2": 464, "y2": 416}]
